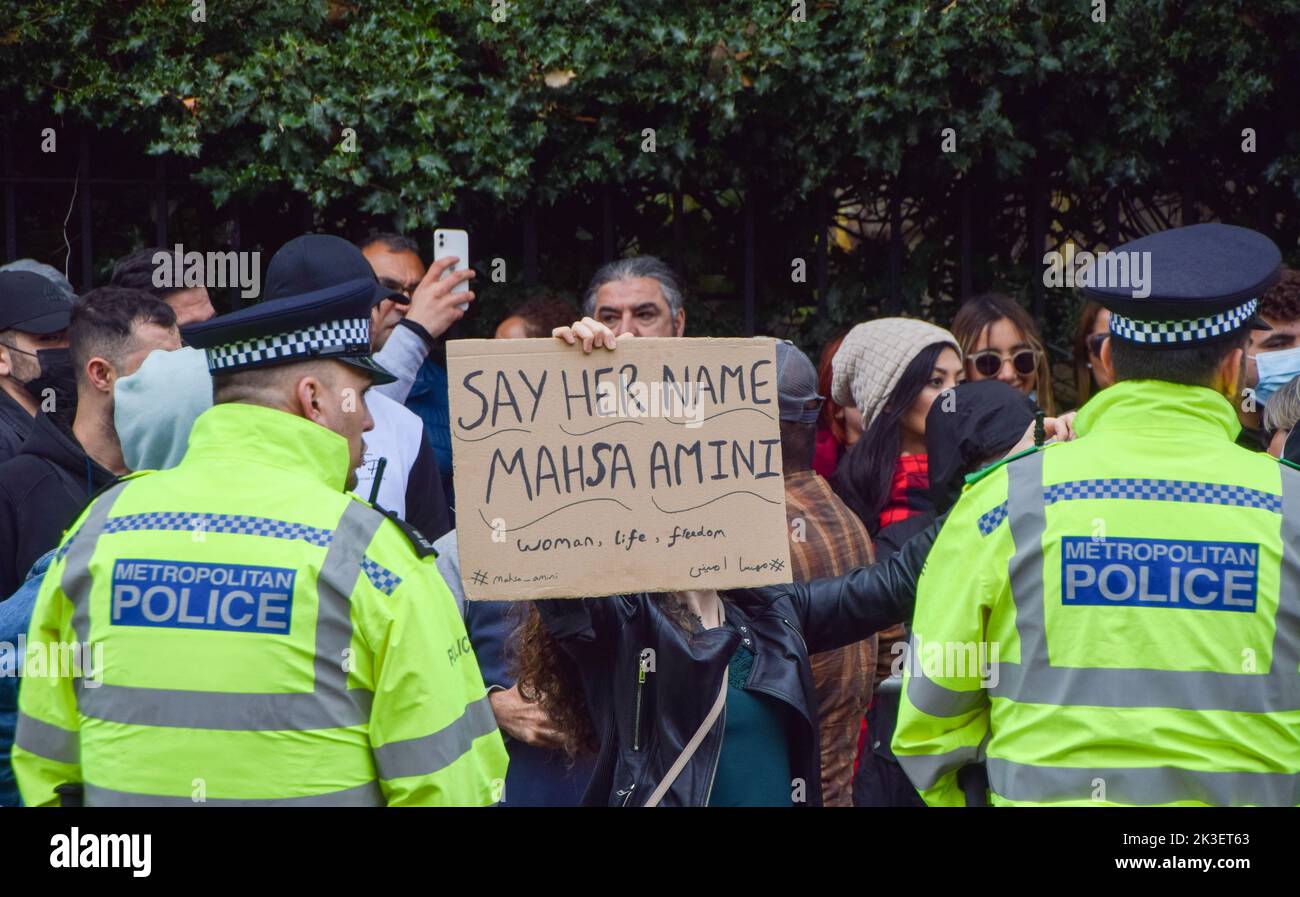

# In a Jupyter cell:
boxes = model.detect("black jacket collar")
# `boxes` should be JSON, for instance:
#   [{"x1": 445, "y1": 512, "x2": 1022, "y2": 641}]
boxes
[
  {"x1": 0, "y1": 386, "x2": 33, "y2": 437},
  {"x1": 19, "y1": 412, "x2": 115, "y2": 495}
]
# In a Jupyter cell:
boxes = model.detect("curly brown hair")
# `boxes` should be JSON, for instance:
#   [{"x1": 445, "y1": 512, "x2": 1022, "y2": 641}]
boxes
[
  {"x1": 511, "y1": 604, "x2": 601, "y2": 760},
  {"x1": 1260, "y1": 267, "x2": 1300, "y2": 324},
  {"x1": 511, "y1": 595, "x2": 705, "y2": 762}
]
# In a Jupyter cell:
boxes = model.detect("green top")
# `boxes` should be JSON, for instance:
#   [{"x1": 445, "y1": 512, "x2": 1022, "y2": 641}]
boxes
[{"x1": 707, "y1": 640, "x2": 795, "y2": 807}]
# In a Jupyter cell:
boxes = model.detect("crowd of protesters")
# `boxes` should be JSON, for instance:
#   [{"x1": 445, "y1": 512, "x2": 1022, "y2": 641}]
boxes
[{"x1": 0, "y1": 232, "x2": 1298, "y2": 808}]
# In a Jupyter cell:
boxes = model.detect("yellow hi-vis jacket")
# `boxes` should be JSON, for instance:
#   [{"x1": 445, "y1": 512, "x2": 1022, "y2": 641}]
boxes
[
  {"x1": 893, "y1": 379, "x2": 1300, "y2": 806},
  {"x1": 13, "y1": 402, "x2": 507, "y2": 806}
]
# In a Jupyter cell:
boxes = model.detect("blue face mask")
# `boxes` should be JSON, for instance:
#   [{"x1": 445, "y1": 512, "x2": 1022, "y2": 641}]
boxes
[{"x1": 1253, "y1": 345, "x2": 1300, "y2": 406}]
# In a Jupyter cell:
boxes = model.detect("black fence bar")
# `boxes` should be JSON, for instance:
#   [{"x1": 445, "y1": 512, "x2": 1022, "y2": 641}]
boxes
[
  {"x1": 3, "y1": 131, "x2": 15, "y2": 261},
  {"x1": 523, "y1": 203, "x2": 538, "y2": 286},
  {"x1": 1182, "y1": 176, "x2": 1197, "y2": 227},
  {"x1": 671, "y1": 189, "x2": 683, "y2": 274},
  {"x1": 816, "y1": 189, "x2": 829, "y2": 317},
  {"x1": 960, "y1": 180, "x2": 972, "y2": 303},
  {"x1": 1030, "y1": 174, "x2": 1046, "y2": 322},
  {"x1": 229, "y1": 199, "x2": 244, "y2": 311},
  {"x1": 0, "y1": 176, "x2": 193, "y2": 186},
  {"x1": 154, "y1": 157, "x2": 168, "y2": 248},
  {"x1": 1105, "y1": 188, "x2": 1119, "y2": 247},
  {"x1": 78, "y1": 134, "x2": 92, "y2": 292},
  {"x1": 601, "y1": 186, "x2": 614, "y2": 263},
  {"x1": 887, "y1": 178, "x2": 902, "y2": 314},
  {"x1": 743, "y1": 201, "x2": 755, "y2": 337}
]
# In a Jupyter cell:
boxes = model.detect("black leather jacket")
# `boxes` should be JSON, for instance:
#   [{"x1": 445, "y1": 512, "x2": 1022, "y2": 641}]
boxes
[{"x1": 536, "y1": 519, "x2": 938, "y2": 807}]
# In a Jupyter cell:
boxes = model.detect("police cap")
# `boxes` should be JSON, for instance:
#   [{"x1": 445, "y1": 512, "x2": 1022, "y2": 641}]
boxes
[{"x1": 1085, "y1": 223, "x2": 1281, "y2": 347}]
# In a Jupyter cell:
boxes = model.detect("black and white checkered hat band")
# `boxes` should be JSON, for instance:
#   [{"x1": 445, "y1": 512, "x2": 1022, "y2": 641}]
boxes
[
  {"x1": 205, "y1": 317, "x2": 371, "y2": 372},
  {"x1": 1109, "y1": 298, "x2": 1258, "y2": 345}
]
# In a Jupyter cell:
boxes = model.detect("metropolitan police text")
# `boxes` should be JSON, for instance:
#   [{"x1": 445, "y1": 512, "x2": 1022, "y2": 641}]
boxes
[
  {"x1": 1061, "y1": 537, "x2": 1258, "y2": 612},
  {"x1": 111, "y1": 559, "x2": 297, "y2": 634}
]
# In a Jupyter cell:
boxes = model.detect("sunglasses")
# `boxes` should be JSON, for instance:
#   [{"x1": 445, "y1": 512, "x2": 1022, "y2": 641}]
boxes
[
  {"x1": 971, "y1": 349, "x2": 1038, "y2": 378},
  {"x1": 1086, "y1": 333, "x2": 1109, "y2": 358}
]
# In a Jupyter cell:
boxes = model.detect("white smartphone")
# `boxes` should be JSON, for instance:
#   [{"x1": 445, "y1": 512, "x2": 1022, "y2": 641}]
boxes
[{"x1": 433, "y1": 228, "x2": 470, "y2": 311}]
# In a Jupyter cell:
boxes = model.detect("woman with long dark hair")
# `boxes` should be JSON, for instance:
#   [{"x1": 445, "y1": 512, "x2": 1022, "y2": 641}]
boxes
[{"x1": 828, "y1": 319, "x2": 964, "y2": 538}]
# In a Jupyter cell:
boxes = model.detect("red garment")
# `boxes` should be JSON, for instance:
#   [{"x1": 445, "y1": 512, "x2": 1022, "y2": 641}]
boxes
[
  {"x1": 877, "y1": 453, "x2": 929, "y2": 530},
  {"x1": 858, "y1": 453, "x2": 931, "y2": 774},
  {"x1": 813, "y1": 429, "x2": 842, "y2": 480},
  {"x1": 785, "y1": 471, "x2": 876, "y2": 807}
]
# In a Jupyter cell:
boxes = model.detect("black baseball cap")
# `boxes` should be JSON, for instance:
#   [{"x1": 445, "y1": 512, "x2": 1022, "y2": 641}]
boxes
[
  {"x1": 264, "y1": 234, "x2": 406, "y2": 309},
  {"x1": 0, "y1": 270, "x2": 74, "y2": 334}
]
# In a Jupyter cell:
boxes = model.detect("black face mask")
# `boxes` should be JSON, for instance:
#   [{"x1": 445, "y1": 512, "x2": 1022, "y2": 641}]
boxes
[{"x1": 25, "y1": 347, "x2": 78, "y2": 428}]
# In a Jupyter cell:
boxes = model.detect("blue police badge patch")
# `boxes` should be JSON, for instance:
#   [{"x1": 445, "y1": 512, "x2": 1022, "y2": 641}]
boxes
[
  {"x1": 111, "y1": 559, "x2": 295, "y2": 633},
  {"x1": 1060, "y1": 537, "x2": 1258, "y2": 613}
]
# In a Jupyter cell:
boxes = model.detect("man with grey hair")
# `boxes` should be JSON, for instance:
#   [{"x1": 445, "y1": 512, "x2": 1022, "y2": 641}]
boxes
[
  {"x1": 557, "y1": 255, "x2": 686, "y2": 346},
  {"x1": 1264, "y1": 375, "x2": 1300, "y2": 459}
]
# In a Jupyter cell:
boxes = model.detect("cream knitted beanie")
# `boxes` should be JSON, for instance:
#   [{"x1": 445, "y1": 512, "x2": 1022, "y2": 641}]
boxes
[{"x1": 831, "y1": 317, "x2": 961, "y2": 432}]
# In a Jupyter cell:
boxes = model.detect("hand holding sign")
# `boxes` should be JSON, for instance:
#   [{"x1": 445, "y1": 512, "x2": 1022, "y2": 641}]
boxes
[{"x1": 551, "y1": 315, "x2": 627, "y2": 352}]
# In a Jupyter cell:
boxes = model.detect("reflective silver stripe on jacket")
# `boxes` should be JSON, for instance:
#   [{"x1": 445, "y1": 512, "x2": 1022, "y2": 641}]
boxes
[
  {"x1": 83, "y1": 780, "x2": 385, "y2": 807},
  {"x1": 13, "y1": 712, "x2": 78, "y2": 764},
  {"x1": 992, "y1": 452, "x2": 1300, "y2": 714},
  {"x1": 372, "y1": 694, "x2": 498, "y2": 781},
  {"x1": 986, "y1": 758, "x2": 1300, "y2": 807},
  {"x1": 902, "y1": 633, "x2": 988, "y2": 718},
  {"x1": 65, "y1": 482, "x2": 132, "y2": 651},
  {"x1": 64, "y1": 489, "x2": 385, "y2": 731},
  {"x1": 896, "y1": 733, "x2": 990, "y2": 792}
]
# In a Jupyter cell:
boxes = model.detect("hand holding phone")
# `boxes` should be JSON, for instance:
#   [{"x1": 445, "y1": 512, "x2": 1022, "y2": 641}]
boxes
[
  {"x1": 434, "y1": 228, "x2": 471, "y2": 312},
  {"x1": 403, "y1": 230, "x2": 476, "y2": 339}
]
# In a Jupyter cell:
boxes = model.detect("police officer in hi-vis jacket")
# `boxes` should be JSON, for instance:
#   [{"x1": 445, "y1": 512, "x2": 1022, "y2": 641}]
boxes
[
  {"x1": 13, "y1": 248, "x2": 506, "y2": 806},
  {"x1": 894, "y1": 223, "x2": 1300, "y2": 807}
]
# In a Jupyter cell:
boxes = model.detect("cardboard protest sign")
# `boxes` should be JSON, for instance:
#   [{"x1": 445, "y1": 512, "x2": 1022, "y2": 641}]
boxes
[{"x1": 448, "y1": 337, "x2": 793, "y2": 600}]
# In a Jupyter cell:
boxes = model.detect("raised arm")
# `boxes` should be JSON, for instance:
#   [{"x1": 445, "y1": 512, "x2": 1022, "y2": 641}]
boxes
[{"x1": 737, "y1": 515, "x2": 943, "y2": 656}]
